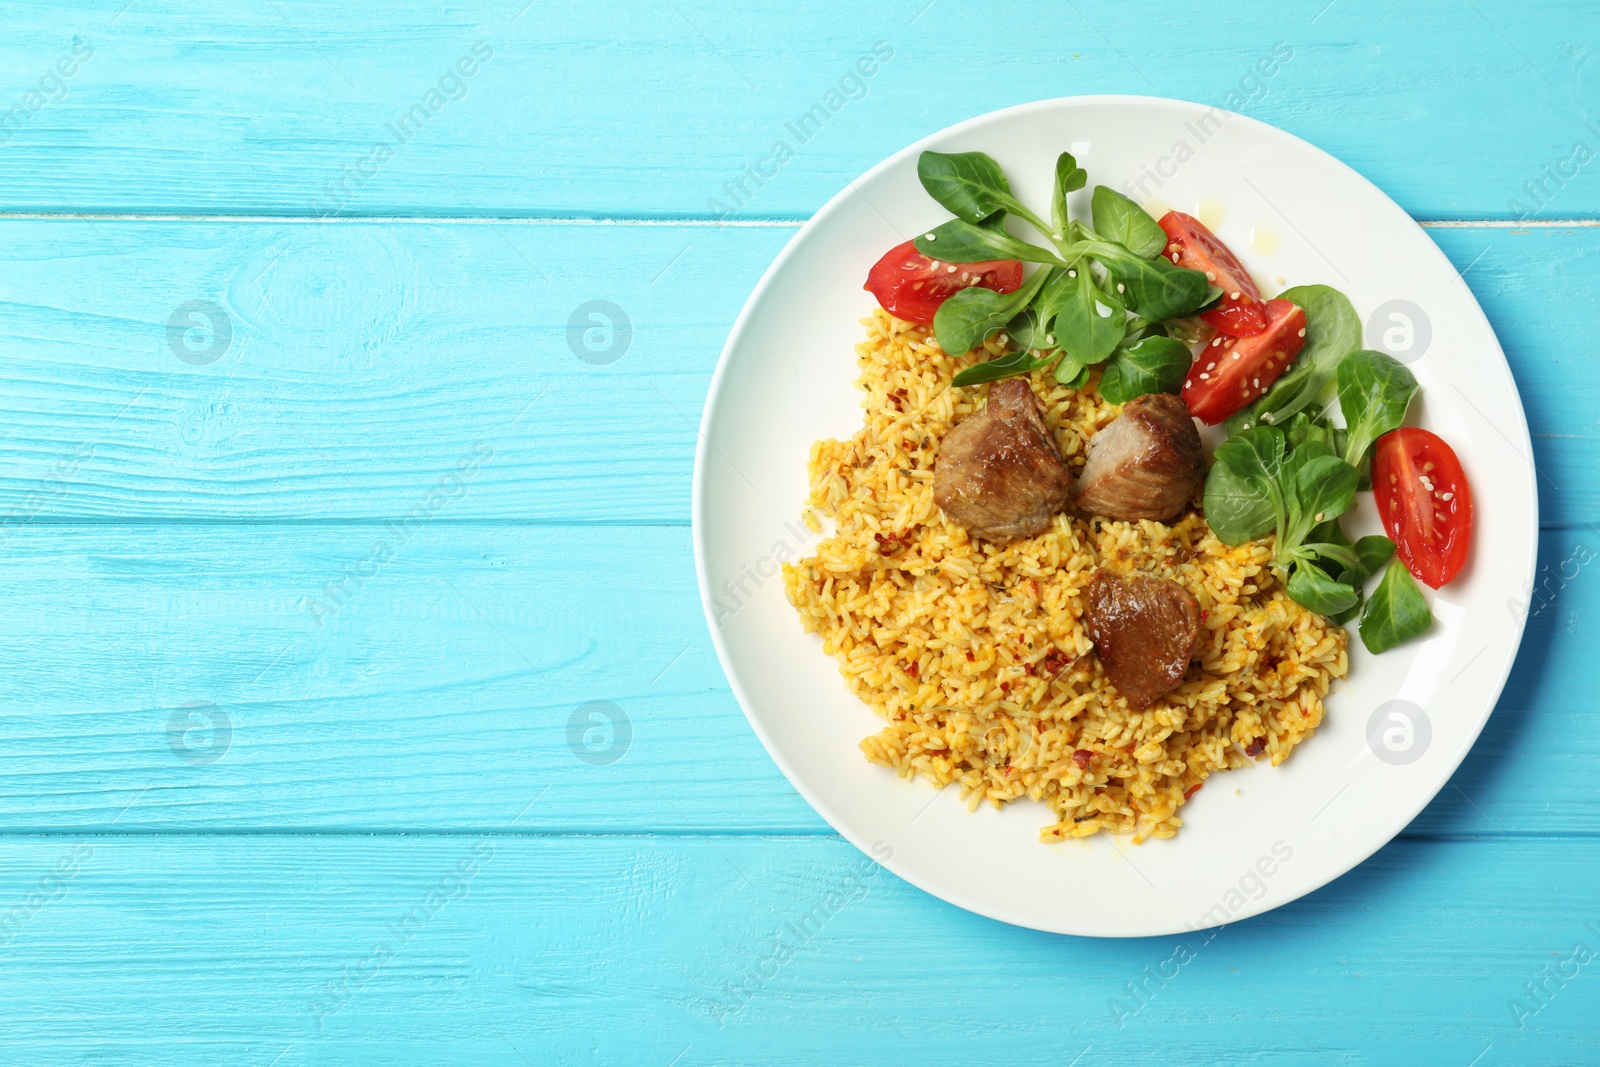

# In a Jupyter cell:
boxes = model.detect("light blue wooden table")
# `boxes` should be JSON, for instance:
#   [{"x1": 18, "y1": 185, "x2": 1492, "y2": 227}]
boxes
[{"x1": 1, "y1": 2, "x2": 1596, "y2": 1063}]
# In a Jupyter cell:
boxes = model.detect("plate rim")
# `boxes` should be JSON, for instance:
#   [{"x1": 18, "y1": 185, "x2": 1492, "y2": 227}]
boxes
[{"x1": 692, "y1": 94, "x2": 1539, "y2": 936}]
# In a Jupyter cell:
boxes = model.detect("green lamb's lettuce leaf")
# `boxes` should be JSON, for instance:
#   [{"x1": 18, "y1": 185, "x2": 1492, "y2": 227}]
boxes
[
  {"x1": 1087, "y1": 241, "x2": 1213, "y2": 322},
  {"x1": 916, "y1": 150, "x2": 1014, "y2": 224},
  {"x1": 1203, "y1": 460, "x2": 1279, "y2": 545},
  {"x1": 914, "y1": 218, "x2": 1062, "y2": 266},
  {"x1": 950, "y1": 348, "x2": 1059, "y2": 388},
  {"x1": 1359, "y1": 560, "x2": 1433, "y2": 654},
  {"x1": 1287, "y1": 560, "x2": 1359, "y2": 617},
  {"x1": 932, "y1": 266, "x2": 1053, "y2": 356},
  {"x1": 1090, "y1": 186, "x2": 1167, "y2": 259},
  {"x1": 1046, "y1": 266, "x2": 1126, "y2": 369},
  {"x1": 1336, "y1": 348, "x2": 1419, "y2": 471},
  {"x1": 1098, "y1": 335, "x2": 1190, "y2": 404},
  {"x1": 1050, "y1": 152, "x2": 1087, "y2": 240}
]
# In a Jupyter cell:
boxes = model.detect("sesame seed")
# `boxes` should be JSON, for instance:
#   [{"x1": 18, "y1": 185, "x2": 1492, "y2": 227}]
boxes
[
  {"x1": 1212, "y1": 338, "x2": 1222, "y2": 346},
  {"x1": 1117, "y1": 284, "x2": 1125, "y2": 293},
  {"x1": 1052, "y1": 233, "x2": 1062, "y2": 240},
  {"x1": 1229, "y1": 291, "x2": 1240, "y2": 300},
  {"x1": 1423, "y1": 461, "x2": 1434, "y2": 472},
  {"x1": 1441, "y1": 491, "x2": 1453, "y2": 501},
  {"x1": 1068, "y1": 269, "x2": 1077, "y2": 278},
  {"x1": 1200, "y1": 373, "x2": 1210, "y2": 380},
  {"x1": 1206, "y1": 362, "x2": 1215, "y2": 370},
  {"x1": 929, "y1": 260, "x2": 941, "y2": 269},
  {"x1": 1315, "y1": 512, "x2": 1325, "y2": 521},
  {"x1": 1252, "y1": 378, "x2": 1259, "y2": 387},
  {"x1": 1297, "y1": 328, "x2": 1306, "y2": 337},
  {"x1": 925, "y1": 233, "x2": 937, "y2": 241},
  {"x1": 947, "y1": 265, "x2": 957, "y2": 273},
  {"x1": 911, "y1": 282, "x2": 922, "y2": 290},
  {"x1": 1172, "y1": 253, "x2": 1180, "y2": 263},
  {"x1": 1206, "y1": 271, "x2": 1216, "y2": 281}
]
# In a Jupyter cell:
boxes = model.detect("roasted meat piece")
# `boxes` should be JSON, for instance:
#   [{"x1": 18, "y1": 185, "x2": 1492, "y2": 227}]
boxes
[
  {"x1": 934, "y1": 378, "x2": 1072, "y2": 542},
  {"x1": 1074, "y1": 392, "x2": 1205, "y2": 522},
  {"x1": 1084, "y1": 569, "x2": 1201, "y2": 709}
]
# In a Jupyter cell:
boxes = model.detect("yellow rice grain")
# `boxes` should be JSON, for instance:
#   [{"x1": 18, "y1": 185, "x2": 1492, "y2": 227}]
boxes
[{"x1": 782, "y1": 309, "x2": 1348, "y2": 842}]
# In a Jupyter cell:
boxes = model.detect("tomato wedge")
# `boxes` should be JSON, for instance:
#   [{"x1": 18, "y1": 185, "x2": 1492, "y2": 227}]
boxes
[
  {"x1": 1180, "y1": 299, "x2": 1307, "y2": 424},
  {"x1": 1158, "y1": 211, "x2": 1266, "y2": 337},
  {"x1": 863, "y1": 239, "x2": 1023, "y2": 324},
  {"x1": 1372, "y1": 428, "x2": 1473, "y2": 589}
]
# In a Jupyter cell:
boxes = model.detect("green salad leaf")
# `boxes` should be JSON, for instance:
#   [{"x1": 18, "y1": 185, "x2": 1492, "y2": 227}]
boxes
[
  {"x1": 1359, "y1": 560, "x2": 1433, "y2": 654},
  {"x1": 1089, "y1": 242, "x2": 1212, "y2": 322},
  {"x1": 1336, "y1": 348, "x2": 1418, "y2": 471},
  {"x1": 933, "y1": 265, "x2": 1053, "y2": 355},
  {"x1": 1090, "y1": 186, "x2": 1166, "y2": 259},
  {"x1": 1287, "y1": 560, "x2": 1359, "y2": 617},
  {"x1": 914, "y1": 218, "x2": 1061, "y2": 265},
  {"x1": 1046, "y1": 266, "x2": 1126, "y2": 368},
  {"x1": 1051, "y1": 152, "x2": 1086, "y2": 239},
  {"x1": 916, "y1": 150, "x2": 1014, "y2": 224},
  {"x1": 1098, "y1": 335, "x2": 1190, "y2": 404},
  {"x1": 951, "y1": 348, "x2": 1059, "y2": 388}
]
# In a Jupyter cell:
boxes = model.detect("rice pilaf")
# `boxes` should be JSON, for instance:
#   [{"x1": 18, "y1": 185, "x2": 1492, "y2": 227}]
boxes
[{"x1": 782, "y1": 309, "x2": 1348, "y2": 841}]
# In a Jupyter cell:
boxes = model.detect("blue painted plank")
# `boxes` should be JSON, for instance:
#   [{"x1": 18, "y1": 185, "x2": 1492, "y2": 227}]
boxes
[
  {"x1": 0, "y1": 0, "x2": 1591, "y2": 218},
  {"x1": 0, "y1": 221, "x2": 1591, "y2": 524},
  {"x1": 0, "y1": 834, "x2": 1592, "y2": 1065},
  {"x1": 0, "y1": 522, "x2": 1588, "y2": 839}
]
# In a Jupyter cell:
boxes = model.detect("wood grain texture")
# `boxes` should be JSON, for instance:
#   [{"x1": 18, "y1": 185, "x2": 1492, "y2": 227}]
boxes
[
  {"x1": 0, "y1": 835, "x2": 1594, "y2": 1066},
  {"x1": 0, "y1": 522, "x2": 1587, "y2": 839},
  {"x1": 0, "y1": 0, "x2": 1593, "y2": 219},
  {"x1": 0, "y1": 222, "x2": 1591, "y2": 524},
  {"x1": 0, "y1": 3, "x2": 1593, "y2": 1060}
]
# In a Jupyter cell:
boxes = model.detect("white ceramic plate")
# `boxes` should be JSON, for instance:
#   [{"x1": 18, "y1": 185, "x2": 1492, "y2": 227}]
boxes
[{"x1": 694, "y1": 96, "x2": 1537, "y2": 937}]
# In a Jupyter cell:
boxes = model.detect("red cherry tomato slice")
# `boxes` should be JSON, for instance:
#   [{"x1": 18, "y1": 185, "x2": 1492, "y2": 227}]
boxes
[
  {"x1": 1372, "y1": 428, "x2": 1473, "y2": 589},
  {"x1": 1158, "y1": 211, "x2": 1266, "y2": 338},
  {"x1": 1180, "y1": 299, "x2": 1307, "y2": 424},
  {"x1": 863, "y1": 239, "x2": 1023, "y2": 324}
]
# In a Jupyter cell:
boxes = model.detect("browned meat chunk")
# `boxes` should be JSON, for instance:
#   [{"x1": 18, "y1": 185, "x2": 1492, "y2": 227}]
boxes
[
  {"x1": 934, "y1": 378, "x2": 1073, "y2": 542},
  {"x1": 1074, "y1": 392, "x2": 1205, "y2": 522},
  {"x1": 1084, "y1": 569, "x2": 1201, "y2": 709}
]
